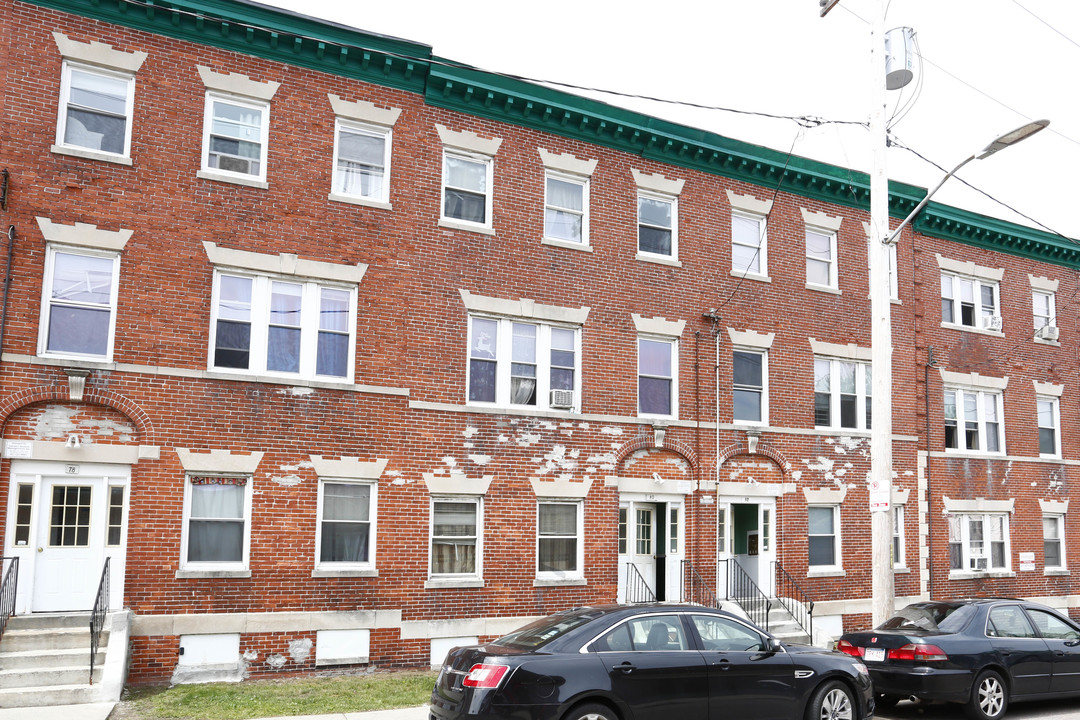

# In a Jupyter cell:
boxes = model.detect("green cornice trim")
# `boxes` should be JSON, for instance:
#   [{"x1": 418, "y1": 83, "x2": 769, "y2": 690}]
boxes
[
  {"x1": 21, "y1": 0, "x2": 432, "y2": 94},
  {"x1": 916, "y1": 203, "x2": 1080, "y2": 269},
  {"x1": 27, "y1": 0, "x2": 1080, "y2": 263}
]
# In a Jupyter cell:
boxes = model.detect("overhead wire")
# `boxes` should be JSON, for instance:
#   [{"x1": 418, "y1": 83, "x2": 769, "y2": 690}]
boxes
[{"x1": 1010, "y1": 0, "x2": 1080, "y2": 51}]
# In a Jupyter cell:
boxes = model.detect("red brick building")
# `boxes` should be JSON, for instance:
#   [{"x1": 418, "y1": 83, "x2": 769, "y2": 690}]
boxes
[{"x1": 0, "y1": 0, "x2": 1076, "y2": 699}]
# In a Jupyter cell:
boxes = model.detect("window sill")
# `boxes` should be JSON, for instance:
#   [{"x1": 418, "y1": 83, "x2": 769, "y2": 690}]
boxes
[
  {"x1": 806, "y1": 569, "x2": 846, "y2": 578},
  {"x1": 312, "y1": 568, "x2": 379, "y2": 578},
  {"x1": 176, "y1": 569, "x2": 251, "y2": 579},
  {"x1": 439, "y1": 218, "x2": 495, "y2": 236},
  {"x1": 1045, "y1": 569, "x2": 1071, "y2": 576},
  {"x1": 425, "y1": 578, "x2": 485, "y2": 589},
  {"x1": 805, "y1": 283, "x2": 841, "y2": 295},
  {"x1": 635, "y1": 252, "x2": 682, "y2": 268},
  {"x1": 940, "y1": 322, "x2": 1003, "y2": 338},
  {"x1": 542, "y1": 237, "x2": 593, "y2": 252},
  {"x1": 533, "y1": 577, "x2": 587, "y2": 587},
  {"x1": 730, "y1": 270, "x2": 771, "y2": 283},
  {"x1": 327, "y1": 192, "x2": 392, "y2": 211},
  {"x1": 37, "y1": 352, "x2": 114, "y2": 367},
  {"x1": 1034, "y1": 338, "x2": 1061, "y2": 347},
  {"x1": 197, "y1": 170, "x2": 269, "y2": 189},
  {"x1": 948, "y1": 570, "x2": 1015, "y2": 580},
  {"x1": 893, "y1": 567, "x2": 911, "y2": 574},
  {"x1": 942, "y1": 450, "x2": 1007, "y2": 459},
  {"x1": 51, "y1": 144, "x2": 133, "y2": 166}
]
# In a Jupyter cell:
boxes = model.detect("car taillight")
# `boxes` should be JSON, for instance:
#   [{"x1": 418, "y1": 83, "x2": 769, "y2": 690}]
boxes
[
  {"x1": 888, "y1": 643, "x2": 948, "y2": 661},
  {"x1": 835, "y1": 639, "x2": 864, "y2": 657},
  {"x1": 462, "y1": 663, "x2": 509, "y2": 688}
]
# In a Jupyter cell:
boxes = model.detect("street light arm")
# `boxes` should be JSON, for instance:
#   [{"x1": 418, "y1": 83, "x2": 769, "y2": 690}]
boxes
[{"x1": 884, "y1": 153, "x2": 975, "y2": 245}]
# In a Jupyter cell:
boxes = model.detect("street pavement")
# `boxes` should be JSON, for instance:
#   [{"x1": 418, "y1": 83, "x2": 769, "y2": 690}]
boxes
[
  {"x1": 0, "y1": 704, "x2": 429, "y2": 720},
  {"x1": 877, "y1": 698, "x2": 1080, "y2": 720}
]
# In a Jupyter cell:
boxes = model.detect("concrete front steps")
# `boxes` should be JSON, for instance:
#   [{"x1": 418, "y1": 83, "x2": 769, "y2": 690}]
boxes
[
  {"x1": 0, "y1": 611, "x2": 129, "y2": 709},
  {"x1": 767, "y1": 602, "x2": 812, "y2": 645}
]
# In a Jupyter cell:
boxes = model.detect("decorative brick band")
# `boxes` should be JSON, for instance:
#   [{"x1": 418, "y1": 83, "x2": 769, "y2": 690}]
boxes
[{"x1": 0, "y1": 383, "x2": 156, "y2": 445}]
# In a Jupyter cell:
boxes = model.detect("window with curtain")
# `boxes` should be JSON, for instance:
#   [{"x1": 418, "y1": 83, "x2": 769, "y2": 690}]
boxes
[
  {"x1": 732, "y1": 212, "x2": 766, "y2": 275},
  {"x1": 203, "y1": 94, "x2": 268, "y2": 179},
  {"x1": 210, "y1": 271, "x2": 356, "y2": 381},
  {"x1": 43, "y1": 246, "x2": 119, "y2": 359},
  {"x1": 544, "y1": 173, "x2": 587, "y2": 244},
  {"x1": 185, "y1": 477, "x2": 248, "y2": 566},
  {"x1": 318, "y1": 481, "x2": 374, "y2": 566},
  {"x1": 58, "y1": 63, "x2": 134, "y2": 156},
  {"x1": 1032, "y1": 291, "x2": 1055, "y2": 331},
  {"x1": 805, "y1": 228, "x2": 836, "y2": 288},
  {"x1": 467, "y1": 316, "x2": 579, "y2": 410},
  {"x1": 537, "y1": 502, "x2": 580, "y2": 577},
  {"x1": 333, "y1": 121, "x2": 390, "y2": 201},
  {"x1": 443, "y1": 152, "x2": 491, "y2": 226},
  {"x1": 431, "y1": 500, "x2": 479, "y2": 576},
  {"x1": 638, "y1": 337, "x2": 675, "y2": 417}
]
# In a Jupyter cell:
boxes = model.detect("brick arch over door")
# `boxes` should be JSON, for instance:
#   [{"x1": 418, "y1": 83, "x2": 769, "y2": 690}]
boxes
[
  {"x1": 612, "y1": 431, "x2": 699, "y2": 476},
  {"x1": 717, "y1": 438, "x2": 791, "y2": 480},
  {"x1": 0, "y1": 384, "x2": 156, "y2": 446}
]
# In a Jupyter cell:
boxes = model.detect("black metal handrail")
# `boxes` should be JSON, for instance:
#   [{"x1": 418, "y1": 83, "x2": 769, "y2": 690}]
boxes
[
  {"x1": 0, "y1": 556, "x2": 18, "y2": 642},
  {"x1": 774, "y1": 562, "x2": 815, "y2": 642},
  {"x1": 624, "y1": 562, "x2": 656, "y2": 604},
  {"x1": 89, "y1": 557, "x2": 110, "y2": 684},
  {"x1": 728, "y1": 560, "x2": 771, "y2": 630},
  {"x1": 682, "y1": 560, "x2": 722, "y2": 608}
]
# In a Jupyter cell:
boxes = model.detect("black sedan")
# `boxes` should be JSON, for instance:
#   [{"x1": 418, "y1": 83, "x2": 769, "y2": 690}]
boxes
[
  {"x1": 837, "y1": 598, "x2": 1080, "y2": 720},
  {"x1": 430, "y1": 603, "x2": 874, "y2": 720}
]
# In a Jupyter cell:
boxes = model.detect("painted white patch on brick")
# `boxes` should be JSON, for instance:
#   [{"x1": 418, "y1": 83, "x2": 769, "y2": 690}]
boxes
[
  {"x1": 265, "y1": 653, "x2": 287, "y2": 669},
  {"x1": 468, "y1": 454, "x2": 491, "y2": 465},
  {"x1": 569, "y1": 449, "x2": 581, "y2": 458},
  {"x1": 791, "y1": 471, "x2": 803, "y2": 482},
  {"x1": 588, "y1": 452, "x2": 617, "y2": 470},
  {"x1": 271, "y1": 474, "x2": 302, "y2": 486},
  {"x1": 516, "y1": 433, "x2": 541, "y2": 447},
  {"x1": 242, "y1": 650, "x2": 258, "y2": 661},
  {"x1": 443, "y1": 456, "x2": 457, "y2": 468},
  {"x1": 289, "y1": 638, "x2": 313, "y2": 663},
  {"x1": 463, "y1": 427, "x2": 479, "y2": 438},
  {"x1": 601, "y1": 426, "x2": 624, "y2": 435},
  {"x1": 280, "y1": 386, "x2": 314, "y2": 396},
  {"x1": 498, "y1": 435, "x2": 509, "y2": 442}
]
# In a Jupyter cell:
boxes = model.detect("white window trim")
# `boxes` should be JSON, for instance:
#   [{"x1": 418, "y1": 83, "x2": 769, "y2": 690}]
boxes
[
  {"x1": 38, "y1": 243, "x2": 121, "y2": 362},
  {"x1": 314, "y1": 477, "x2": 378, "y2": 573},
  {"x1": 328, "y1": 118, "x2": 393, "y2": 209},
  {"x1": 542, "y1": 169, "x2": 590, "y2": 249},
  {"x1": 1043, "y1": 513, "x2": 1066, "y2": 573},
  {"x1": 732, "y1": 347, "x2": 768, "y2": 427},
  {"x1": 198, "y1": 91, "x2": 271, "y2": 187},
  {"x1": 635, "y1": 190, "x2": 679, "y2": 263},
  {"x1": 802, "y1": 208, "x2": 843, "y2": 293},
  {"x1": 437, "y1": 125, "x2": 501, "y2": 235},
  {"x1": 943, "y1": 386, "x2": 1006, "y2": 455},
  {"x1": 535, "y1": 499, "x2": 584, "y2": 582},
  {"x1": 807, "y1": 504, "x2": 843, "y2": 575},
  {"x1": 947, "y1": 511, "x2": 1012, "y2": 577},
  {"x1": 813, "y1": 356, "x2": 872, "y2": 432},
  {"x1": 1037, "y1": 395, "x2": 1061, "y2": 459},
  {"x1": 731, "y1": 209, "x2": 769, "y2": 280},
  {"x1": 54, "y1": 61, "x2": 137, "y2": 164},
  {"x1": 1031, "y1": 289, "x2": 1058, "y2": 345},
  {"x1": 427, "y1": 495, "x2": 484, "y2": 584},
  {"x1": 178, "y1": 475, "x2": 253, "y2": 575},
  {"x1": 940, "y1": 272, "x2": 1002, "y2": 334},
  {"x1": 637, "y1": 335, "x2": 679, "y2": 420},
  {"x1": 892, "y1": 504, "x2": 906, "y2": 569}
]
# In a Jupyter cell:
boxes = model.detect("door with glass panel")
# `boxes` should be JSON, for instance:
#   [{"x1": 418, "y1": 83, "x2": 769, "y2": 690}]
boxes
[
  {"x1": 617, "y1": 502, "x2": 657, "y2": 602},
  {"x1": 33, "y1": 476, "x2": 105, "y2": 611}
]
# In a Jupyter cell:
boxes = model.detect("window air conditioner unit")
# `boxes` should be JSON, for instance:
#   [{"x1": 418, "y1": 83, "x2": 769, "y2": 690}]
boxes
[
  {"x1": 983, "y1": 315, "x2": 1003, "y2": 332},
  {"x1": 549, "y1": 389, "x2": 575, "y2": 409},
  {"x1": 1037, "y1": 325, "x2": 1059, "y2": 341}
]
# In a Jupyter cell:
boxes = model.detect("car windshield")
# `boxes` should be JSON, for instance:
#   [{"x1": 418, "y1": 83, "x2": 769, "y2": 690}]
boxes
[
  {"x1": 493, "y1": 609, "x2": 605, "y2": 650},
  {"x1": 878, "y1": 603, "x2": 976, "y2": 632}
]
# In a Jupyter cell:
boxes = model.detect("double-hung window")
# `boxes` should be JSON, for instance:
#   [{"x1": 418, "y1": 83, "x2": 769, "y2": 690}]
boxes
[
  {"x1": 1038, "y1": 396, "x2": 1060, "y2": 457},
  {"x1": 430, "y1": 498, "x2": 481, "y2": 579},
  {"x1": 814, "y1": 358, "x2": 871, "y2": 431},
  {"x1": 941, "y1": 274, "x2": 999, "y2": 330},
  {"x1": 633, "y1": 170, "x2": 684, "y2": 262},
  {"x1": 733, "y1": 349, "x2": 766, "y2": 424},
  {"x1": 438, "y1": 125, "x2": 501, "y2": 232},
  {"x1": 332, "y1": 121, "x2": 390, "y2": 202},
  {"x1": 805, "y1": 228, "x2": 837, "y2": 289},
  {"x1": 316, "y1": 480, "x2": 376, "y2": 570},
  {"x1": 892, "y1": 505, "x2": 905, "y2": 568},
  {"x1": 948, "y1": 513, "x2": 1009, "y2": 572},
  {"x1": 57, "y1": 64, "x2": 135, "y2": 158},
  {"x1": 467, "y1": 318, "x2": 579, "y2": 410},
  {"x1": 181, "y1": 476, "x2": 251, "y2": 571},
  {"x1": 639, "y1": 338, "x2": 676, "y2": 417},
  {"x1": 202, "y1": 94, "x2": 269, "y2": 181},
  {"x1": 808, "y1": 506, "x2": 840, "y2": 569},
  {"x1": 1033, "y1": 291, "x2": 1055, "y2": 331},
  {"x1": 944, "y1": 388, "x2": 1003, "y2": 453},
  {"x1": 545, "y1": 173, "x2": 588, "y2": 245},
  {"x1": 1044, "y1": 514, "x2": 1065, "y2": 571},
  {"x1": 732, "y1": 212, "x2": 766, "y2": 276},
  {"x1": 537, "y1": 501, "x2": 583, "y2": 580},
  {"x1": 41, "y1": 245, "x2": 120, "y2": 360}
]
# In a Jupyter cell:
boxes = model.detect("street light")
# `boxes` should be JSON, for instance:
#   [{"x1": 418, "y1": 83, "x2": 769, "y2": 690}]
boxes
[{"x1": 886, "y1": 119, "x2": 1050, "y2": 244}]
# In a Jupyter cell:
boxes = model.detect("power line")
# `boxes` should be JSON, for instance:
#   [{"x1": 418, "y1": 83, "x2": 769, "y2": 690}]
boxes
[{"x1": 1011, "y1": 0, "x2": 1080, "y2": 51}]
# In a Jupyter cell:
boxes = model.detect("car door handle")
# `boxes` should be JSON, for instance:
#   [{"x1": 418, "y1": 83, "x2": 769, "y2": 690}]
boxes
[
  {"x1": 613, "y1": 663, "x2": 636, "y2": 674},
  {"x1": 1056, "y1": 651, "x2": 1066, "y2": 657},
  {"x1": 712, "y1": 658, "x2": 732, "y2": 671}
]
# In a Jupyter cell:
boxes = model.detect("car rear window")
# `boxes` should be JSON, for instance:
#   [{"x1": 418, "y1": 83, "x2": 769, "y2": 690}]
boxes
[
  {"x1": 492, "y1": 609, "x2": 604, "y2": 649},
  {"x1": 879, "y1": 603, "x2": 976, "y2": 632}
]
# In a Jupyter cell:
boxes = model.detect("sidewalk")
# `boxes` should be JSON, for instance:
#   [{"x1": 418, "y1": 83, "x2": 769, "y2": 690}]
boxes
[{"x1": 0, "y1": 704, "x2": 428, "y2": 720}]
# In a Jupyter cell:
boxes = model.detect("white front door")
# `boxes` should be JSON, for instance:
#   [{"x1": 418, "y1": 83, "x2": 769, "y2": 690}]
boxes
[
  {"x1": 32, "y1": 476, "x2": 107, "y2": 611},
  {"x1": 617, "y1": 501, "x2": 658, "y2": 602}
]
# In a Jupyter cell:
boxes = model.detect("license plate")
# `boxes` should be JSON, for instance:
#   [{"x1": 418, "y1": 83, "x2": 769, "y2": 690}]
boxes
[{"x1": 863, "y1": 647, "x2": 885, "y2": 662}]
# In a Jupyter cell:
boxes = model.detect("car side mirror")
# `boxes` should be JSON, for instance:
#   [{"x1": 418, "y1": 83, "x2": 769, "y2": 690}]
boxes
[{"x1": 765, "y1": 637, "x2": 783, "y2": 654}]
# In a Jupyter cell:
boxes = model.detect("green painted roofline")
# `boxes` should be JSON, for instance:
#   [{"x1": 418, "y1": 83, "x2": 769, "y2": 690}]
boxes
[{"x1": 23, "y1": 0, "x2": 1080, "y2": 266}]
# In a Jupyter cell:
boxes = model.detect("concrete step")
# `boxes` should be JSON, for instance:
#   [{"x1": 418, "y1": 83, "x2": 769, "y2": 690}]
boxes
[
  {"x1": 0, "y1": 684, "x2": 97, "y2": 709},
  {"x1": 5, "y1": 614, "x2": 89, "y2": 632},
  {"x1": 0, "y1": 646, "x2": 104, "y2": 671},
  {"x1": 0, "y1": 665, "x2": 102, "y2": 690},
  {"x1": 0, "y1": 628, "x2": 105, "y2": 653}
]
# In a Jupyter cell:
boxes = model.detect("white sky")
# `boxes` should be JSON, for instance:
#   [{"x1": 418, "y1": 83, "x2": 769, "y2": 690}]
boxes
[{"x1": 261, "y1": 0, "x2": 1079, "y2": 241}]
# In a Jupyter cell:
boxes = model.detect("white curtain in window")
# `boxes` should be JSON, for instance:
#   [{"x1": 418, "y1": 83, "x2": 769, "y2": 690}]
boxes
[{"x1": 188, "y1": 484, "x2": 244, "y2": 563}]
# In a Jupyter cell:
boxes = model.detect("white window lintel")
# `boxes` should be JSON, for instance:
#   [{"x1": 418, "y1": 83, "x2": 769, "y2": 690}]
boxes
[
  {"x1": 940, "y1": 369, "x2": 1009, "y2": 391},
  {"x1": 936, "y1": 254, "x2": 1004, "y2": 283},
  {"x1": 809, "y1": 338, "x2": 871, "y2": 362},
  {"x1": 52, "y1": 32, "x2": 147, "y2": 72},
  {"x1": 310, "y1": 456, "x2": 388, "y2": 480},
  {"x1": 1040, "y1": 499, "x2": 1069, "y2": 514},
  {"x1": 176, "y1": 448, "x2": 264, "y2": 474},
  {"x1": 37, "y1": 217, "x2": 132, "y2": 252},
  {"x1": 197, "y1": 66, "x2": 280, "y2": 101},
  {"x1": 632, "y1": 314, "x2": 685, "y2": 338},
  {"x1": 632, "y1": 169, "x2": 684, "y2": 196},
  {"x1": 327, "y1": 94, "x2": 401, "y2": 127},
  {"x1": 203, "y1": 241, "x2": 366, "y2": 284},
  {"x1": 538, "y1": 149, "x2": 597, "y2": 177},
  {"x1": 942, "y1": 496, "x2": 1014, "y2": 514},
  {"x1": 530, "y1": 478, "x2": 593, "y2": 499},
  {"x1": 1029, "y1": 274, "x2": 1059, "y2": 293},
  {"x1": 801, "y1": 208, "x2": 843, "y2": 232},
  {"x1": 727, "y1": 190, "x2": 773, "y2": 216},
  {"x1": 423, "y1": 473, "x2": 492, "y2": 496},
  {"x1": 727, "y1": 328, "x2": 774, "y2": 350},
  {"x1": 803, "y1": 487, "x2": 847, "y2": 504},
  {"x1": 437, "y1": 124, "x2": 501, "y2": 156},
  {"x1": 893, "y1": 489, "x2": 910, "y2": 506},
  {"x1": 1034, "y1": 381, "x2": 1064, "y2": 398},
  {"x1": 459, "y1": 289, "x2": 589, "y2": 325}
]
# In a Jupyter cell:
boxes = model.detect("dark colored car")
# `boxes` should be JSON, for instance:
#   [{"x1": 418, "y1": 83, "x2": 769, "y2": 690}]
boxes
[
  {"x1": 430, "y1": 603, "x2": 874, "y2": 720},
  {"x1": 837, "y1": 598, "x2": 1080, "y2": 719}
]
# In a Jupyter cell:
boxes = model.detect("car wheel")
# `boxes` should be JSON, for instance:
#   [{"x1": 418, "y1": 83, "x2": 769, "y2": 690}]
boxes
[
  {"x1": 563, "y1": 702, "x2": 618, "y2": 720},
  {"x1": 805, "y1": 680, "x2": 855, "y2": 720},
  {"x1": 875, "y1": 693, "x2": 901, "y2": 709},
  {"x1": 965, "y1": 669, "x2": 1009, "y2": 720}
]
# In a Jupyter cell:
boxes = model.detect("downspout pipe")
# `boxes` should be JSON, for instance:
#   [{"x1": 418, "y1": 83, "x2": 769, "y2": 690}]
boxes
[{"x1": 0, "y1": 226, "x2": 14, "y2": 355}]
